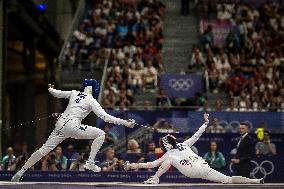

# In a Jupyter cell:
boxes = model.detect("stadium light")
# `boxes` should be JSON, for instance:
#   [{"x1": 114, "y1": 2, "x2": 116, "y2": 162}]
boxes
[{"x1": 37, "y1": 3, "x2": 46, "y2": 12}]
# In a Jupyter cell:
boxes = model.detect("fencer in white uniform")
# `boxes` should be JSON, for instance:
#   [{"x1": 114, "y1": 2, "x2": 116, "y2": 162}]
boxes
[
  {"x1": 125, "y1": 113, "x2": 263, "y2": 184},
  {"x1": 11, "y1": 79, "x2": 135, "y2": 182}
]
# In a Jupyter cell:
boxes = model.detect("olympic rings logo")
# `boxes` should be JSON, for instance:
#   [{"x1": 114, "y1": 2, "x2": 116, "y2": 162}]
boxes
[
  {"x1": 168, "y1": 79, "x2": 193, "y2": 91},
  {"x1": 250, "y1": 160, "x2": 274, "y2": 179},
  {"x1": 218, "y1": 120, "x2": 253, "y2": 133},
  {"x1": 229, "y1": 160, "x2": 274, "y2": 179}
]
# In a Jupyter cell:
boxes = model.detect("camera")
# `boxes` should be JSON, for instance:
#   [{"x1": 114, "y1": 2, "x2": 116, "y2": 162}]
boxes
[
  {"x1": 50, "y1": 154, "x2": 56, "y2": 160},
  {"x1": 47, "y1": 153, "x2": 56, "y2": 165}
]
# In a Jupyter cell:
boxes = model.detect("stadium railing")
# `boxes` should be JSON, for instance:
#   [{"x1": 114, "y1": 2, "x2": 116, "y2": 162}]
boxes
[{"x1": 57, "y1": 0, "x2": 105, "y2": 88}]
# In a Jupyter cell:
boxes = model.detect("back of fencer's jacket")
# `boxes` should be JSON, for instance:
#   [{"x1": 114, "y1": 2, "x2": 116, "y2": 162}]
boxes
[{"x1": 62, "y1": 90, "x2": 93, "y2": 121}]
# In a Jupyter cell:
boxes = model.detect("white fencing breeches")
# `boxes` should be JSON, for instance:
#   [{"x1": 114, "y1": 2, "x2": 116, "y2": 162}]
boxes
[
  {"x1": 200, "y1": 164, "x2": 232, "y2": 183},
  {"x1": 199, "y1": 163, "x2": 260, "y2": 184},
  {"x1": 18, "y1": 117, "x2": 105, "y2": 175}
]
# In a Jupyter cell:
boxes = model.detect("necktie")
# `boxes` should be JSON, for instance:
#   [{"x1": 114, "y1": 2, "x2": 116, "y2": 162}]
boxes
[{"x1": 237, "y1": 137, "x2": 243, "y2": 148}]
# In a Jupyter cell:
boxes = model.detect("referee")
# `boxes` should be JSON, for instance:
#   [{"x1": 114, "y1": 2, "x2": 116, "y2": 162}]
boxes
[{"x1": 231, "y1": 122, "x2": 255, "y2": 177}]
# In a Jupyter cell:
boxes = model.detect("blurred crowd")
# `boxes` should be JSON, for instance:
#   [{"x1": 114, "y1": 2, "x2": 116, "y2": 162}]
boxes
[
  {"x1": 192, "y1": 1, "x2": 284, "y2": 112},
  {"x1": 101, "y1": 0, "x2": 165, "y2": 109},
  {"x1": 63, "y1": 0, "x2": 165, "y2": 110},
  {"x1": 63, "y1": 0, "x2": 284, "y2": 112}
]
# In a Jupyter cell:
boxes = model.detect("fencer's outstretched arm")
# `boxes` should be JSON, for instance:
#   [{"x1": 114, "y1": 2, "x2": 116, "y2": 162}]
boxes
[
  {"x1": 48, "y1": 84, "x2": 72, "y2": 99},
  {"x1": 126, "y1": 154, "x2": 171, "y2": 180},
  {"x1": 183, "y1": 113, "x2": 209, "y2": 147},
  {"x1": 126, "y1": 154, "x2": 168, "y2": 169},
  {"x1": 90, "y1": 98, "x2": 134, "y2": 127}
]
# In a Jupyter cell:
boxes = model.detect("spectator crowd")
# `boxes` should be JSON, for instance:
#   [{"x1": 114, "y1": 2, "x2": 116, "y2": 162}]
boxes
[
  {"x1": 194, "y1": 1, "x2": 284, "y2": 112},
  {"x1": 63, "y1": 0, "x2": 165, "y2": 110},
  {"x1": 63, "y1": 0, "x2": 284, "y2": 112}
]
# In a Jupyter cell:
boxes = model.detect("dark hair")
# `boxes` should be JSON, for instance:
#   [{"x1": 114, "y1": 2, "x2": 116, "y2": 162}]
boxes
[
  {"x1": 209, "y1": 141, "x2": 220, "y2": 157},
  {"x1": 105, "y1": 147, "x2": 114, "y2": 153},
  {"x1": 147, "y1": 141, "x2": 155, "y2": 146},
  {"x1": 240, "y1": 122, "x2": 249, "y2": 127},
  {"x1": 209, "y1": 140, "x2": 218, "y2": 150}
]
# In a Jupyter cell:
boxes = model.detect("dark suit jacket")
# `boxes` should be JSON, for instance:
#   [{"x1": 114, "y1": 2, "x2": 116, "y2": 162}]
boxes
[
  {"x1": 233, "y1": 134, "x2": 255, "y2": 177},
  {"x1": 236, "y1": 134, "x2": 255, "y2": 163},
  {"x1": 235, "y1": 134, "x2": 255, "y2": 163}
]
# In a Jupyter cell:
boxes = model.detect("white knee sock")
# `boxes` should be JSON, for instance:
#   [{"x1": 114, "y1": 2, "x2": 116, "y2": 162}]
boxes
[
  {"x1": 17, "y1": 150, "x2": 43, "y2": 176},
  {"x1": 88, "y1": 135, "x2": 105, "y2": 162},
  {"x1": 232, "y1": 176, "x2": 260, "y2": 184}
]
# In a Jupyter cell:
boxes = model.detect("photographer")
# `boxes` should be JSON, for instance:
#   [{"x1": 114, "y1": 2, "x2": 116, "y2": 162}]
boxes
[
  {"x1": 41, "y1": 153, "x2": 58, "y2": 171},
  {"x1": 40, "y1": 147, "x2": 67, "y2": 171},
  {"x1": 101, "y1": 148, "x2": 124, "y2": 172},
  {"x1": 15, "y1": 155, "x2": 27, "y2": 171},
  {"x1": 69, "y1": 152, "x2": 88, "y2": 171}
]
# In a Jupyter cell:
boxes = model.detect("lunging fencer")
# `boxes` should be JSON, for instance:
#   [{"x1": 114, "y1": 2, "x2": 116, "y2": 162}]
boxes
[
  {"x1": 11, "y1": 79, "x2": 135, "y2": 182},
  {"x1": 125, "y1": 113, "x2": 264, "y2": 184}
]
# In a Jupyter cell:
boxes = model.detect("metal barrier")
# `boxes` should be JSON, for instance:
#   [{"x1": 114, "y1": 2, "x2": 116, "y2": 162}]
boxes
[
  {"x1": 57, "y1": 0, "x2": 86, "y2": 87},
  {"x1": 57, "y1": 0, "x2": 110, "y2": 90},
  {"x1": 98, "y1": 60, "x2": 109, "y2": 104}
]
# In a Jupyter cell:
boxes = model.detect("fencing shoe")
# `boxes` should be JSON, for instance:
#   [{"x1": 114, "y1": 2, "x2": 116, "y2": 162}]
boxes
[
  {"x1": 260, "y1": 178, "x2": 265, "y2": 184},
  {"x1": 11, "y1": 174, "x2": 22, "y2": 182},
  {"x1": 144, "y1": 176, "x2": 159, "y2": 184}
]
